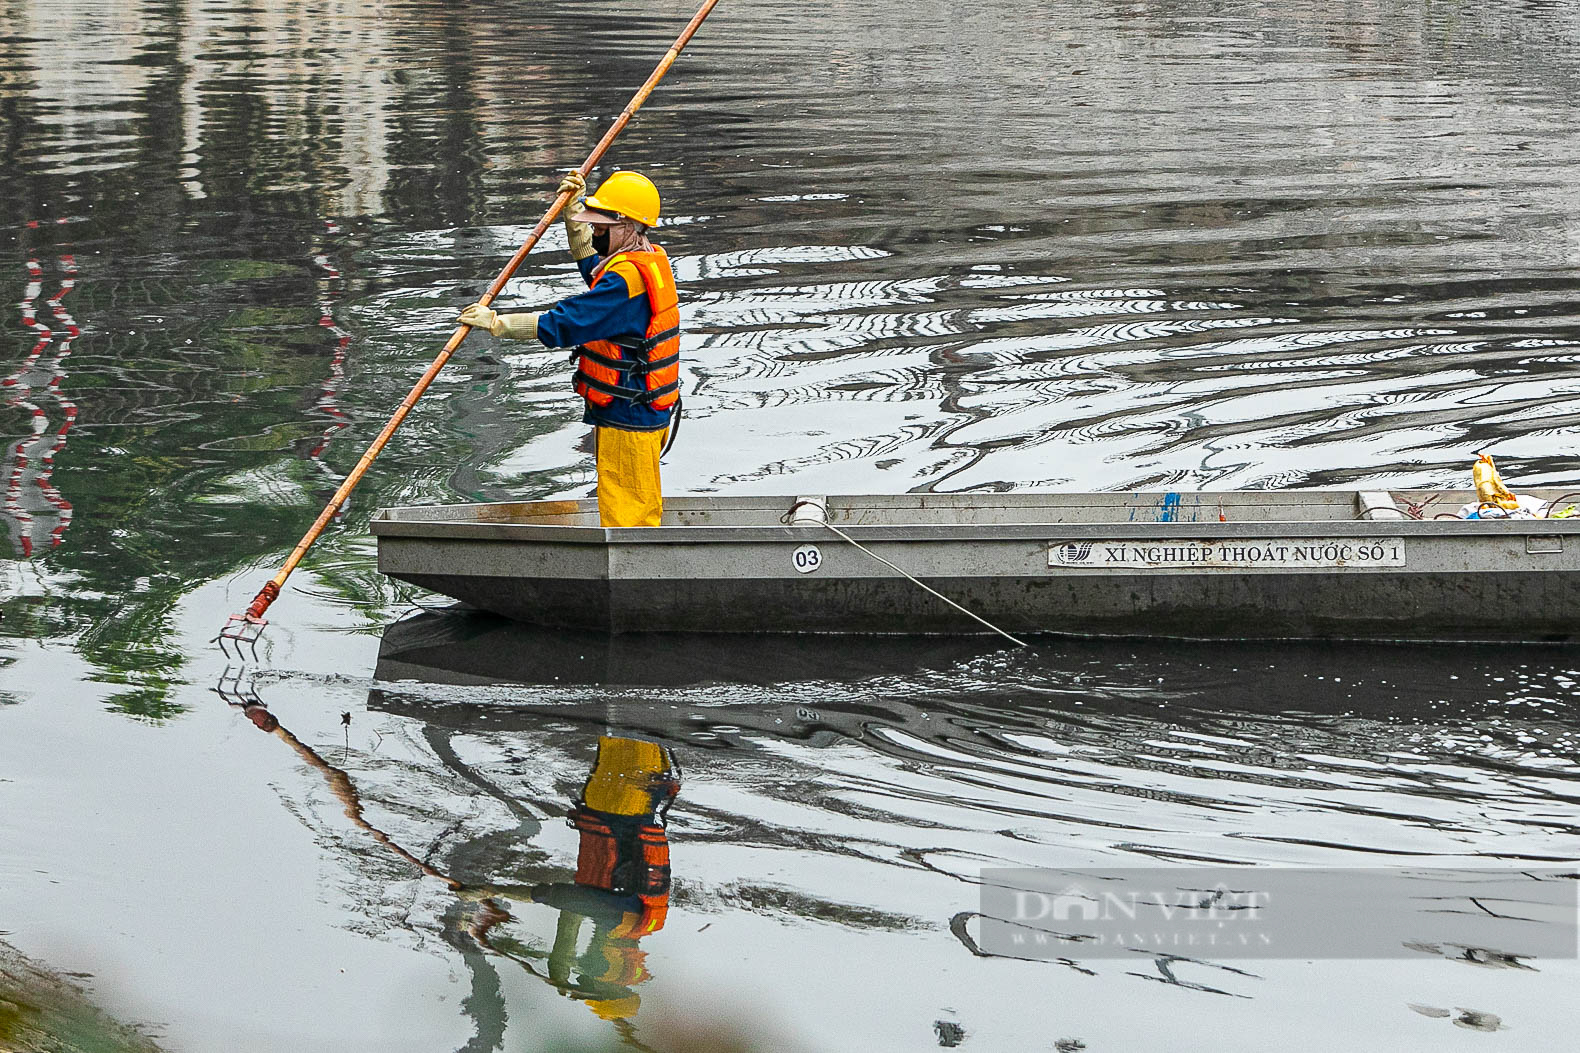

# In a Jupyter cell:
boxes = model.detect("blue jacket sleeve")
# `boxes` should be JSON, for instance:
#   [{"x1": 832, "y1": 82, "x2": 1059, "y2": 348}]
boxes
[{"x1": 536, "y1": 266, "x2": 636, "y2": 349}]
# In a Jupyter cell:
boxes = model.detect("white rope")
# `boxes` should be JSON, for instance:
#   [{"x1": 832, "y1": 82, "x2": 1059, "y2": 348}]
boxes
[{"x1": 820, "y1": 521, "x2": 1029, "y2": 648}]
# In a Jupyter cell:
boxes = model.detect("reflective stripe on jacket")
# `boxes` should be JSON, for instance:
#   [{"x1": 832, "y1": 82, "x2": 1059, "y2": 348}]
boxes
[{"x1": 573, "y1": 247, "x2": 680, "y2": 412}]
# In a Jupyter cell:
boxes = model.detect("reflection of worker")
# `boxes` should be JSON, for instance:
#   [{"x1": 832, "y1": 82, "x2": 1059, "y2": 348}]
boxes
[
  {"x1": 459, "y1": 171, "x2": 681, "y2": 528},
  {"x1": 469, "y1": 735, "x2": 679, "y2": 1023},
  {"x1": 222, "y1": 690, "x2": 679, "y2": 1029},
  {"x1": 570, "y1": 736, "x2": 678, "y2": 911}
]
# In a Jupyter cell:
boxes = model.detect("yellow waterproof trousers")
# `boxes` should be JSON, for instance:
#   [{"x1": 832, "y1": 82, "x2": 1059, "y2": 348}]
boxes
[{"x1": 594, "y1": 426, "x2": 666, "y2": 527}]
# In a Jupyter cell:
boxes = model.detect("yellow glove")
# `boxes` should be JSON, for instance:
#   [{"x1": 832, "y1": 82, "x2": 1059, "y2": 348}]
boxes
[
  {"x1": 492, "y1": 311, "x2": 539, "y2": 340},
  {"x1": 458, "y1": 302, "x2": 540, "y2": 341},
  {"x1": 457, "y1": 302, "x2": 497, "y2": 332},
  {"x1": 559, "y1": 170, "x2": 595, "y2": 261}
]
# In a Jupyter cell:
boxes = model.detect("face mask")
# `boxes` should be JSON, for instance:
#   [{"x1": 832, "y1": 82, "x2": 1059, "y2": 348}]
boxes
[{"x1": 591, "y1": 227, "x2": 612, "y2": 256}]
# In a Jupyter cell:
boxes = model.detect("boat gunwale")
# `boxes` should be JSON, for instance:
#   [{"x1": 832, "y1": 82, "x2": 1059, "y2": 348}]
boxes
[{"x1": 371, "y1": 516, "x2": 1580, "y2": 545}]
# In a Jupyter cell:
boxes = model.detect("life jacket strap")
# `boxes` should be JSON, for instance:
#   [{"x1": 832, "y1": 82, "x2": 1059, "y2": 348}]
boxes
[
  {"x1": 641, "y1": 380, "x2": 680, "y2": 404},
  {"x1": 573, "y1": 369, "x2": 680, "y2": 407},
  {"x1": 573, "y1": 370, "x2": 635, "y2": 399},
  {"x1": 660, "y1": 396, "x2": 681, "y2": 459},
  {"x1": 576, "y1": 345, "x2": 628, "y2": 370},
  {"x1": 577, "y1": 329, "x2": 680, "y2": 369},
  {"x1": 637, "y1": 326, "x2": 680, "y2": 353}
]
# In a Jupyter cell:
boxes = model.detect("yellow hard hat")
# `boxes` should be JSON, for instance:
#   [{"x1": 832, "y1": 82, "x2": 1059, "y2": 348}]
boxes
[{"x1": 581, "y1": 171, "x2": 661, "y2": 227}]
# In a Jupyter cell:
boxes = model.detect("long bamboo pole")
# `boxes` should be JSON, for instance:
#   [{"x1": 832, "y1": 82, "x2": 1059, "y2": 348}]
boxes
[{"x1": 228, "y1": 0, "x2": 723, "y2": 631}]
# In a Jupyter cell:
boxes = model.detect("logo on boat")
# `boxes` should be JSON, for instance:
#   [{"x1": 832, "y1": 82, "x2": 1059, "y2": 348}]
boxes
[{"x1": 1049, "y1": 538, "x2": 1407, "y2": 570}]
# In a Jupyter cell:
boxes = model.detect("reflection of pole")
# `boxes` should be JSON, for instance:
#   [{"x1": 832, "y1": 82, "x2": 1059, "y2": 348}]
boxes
[
  {"x1": 3, "y1": 223, "x2": 78, "y2": 557},
  {"x1": 272, "y1": 720, "x2": 463, "y2": 889},
  {"x1": 215, "y1": 679, "x2": 461, "y2": 890}
]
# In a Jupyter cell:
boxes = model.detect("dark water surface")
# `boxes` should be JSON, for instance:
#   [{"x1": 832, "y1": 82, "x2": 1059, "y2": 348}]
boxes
[{"x1": 2, "y1": 1, "x2": 1579, "y2": 1049}]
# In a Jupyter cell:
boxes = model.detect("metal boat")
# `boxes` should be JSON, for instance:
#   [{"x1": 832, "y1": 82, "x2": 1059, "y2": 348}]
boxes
[{"x1": 370, "y1": 490, "x2": 1580, "y2": 641}]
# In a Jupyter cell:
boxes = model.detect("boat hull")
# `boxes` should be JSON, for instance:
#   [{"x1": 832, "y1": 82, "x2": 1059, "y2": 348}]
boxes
[{"x1": 371, "y1": 492, "x2": 1580, "y2": 641}]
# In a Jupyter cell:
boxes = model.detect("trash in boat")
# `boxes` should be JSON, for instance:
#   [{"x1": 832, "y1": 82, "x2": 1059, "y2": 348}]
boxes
[
  {"x1": 1456, "y1": 494, "x2": 1550, "y2": 519},
  {"x1": 1455, "y1": 454, "x2": 1563, "y2": 519}
]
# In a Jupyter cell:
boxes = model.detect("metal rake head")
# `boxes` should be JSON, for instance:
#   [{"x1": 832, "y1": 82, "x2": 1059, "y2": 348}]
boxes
[
  {"x1": 215, "y1": 612, "x2": 267, "y2": 663},
  {"x1": 213, "y1": 663, "x2": 263, "y2": 707},
  {"x1": 216, "y1": 582, "x2": 280, "y2": 662}
]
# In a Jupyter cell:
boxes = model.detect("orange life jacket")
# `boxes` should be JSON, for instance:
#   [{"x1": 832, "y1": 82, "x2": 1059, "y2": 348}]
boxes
[
  {"x1": 572, "y1": 808, "x2": 620, "y2": 890},
  {"x1": 573, "y1": 247, "x2": 680, "y2": 411},
  {"x1": 569, "y1": 807, "x2": 673, "y2": 904},
  {"x1": 609, "y1": 824, "x2": 671, "y2": 939},
  {"x1": 610, "y1": 897, "x2": 668, "y2": 940}
]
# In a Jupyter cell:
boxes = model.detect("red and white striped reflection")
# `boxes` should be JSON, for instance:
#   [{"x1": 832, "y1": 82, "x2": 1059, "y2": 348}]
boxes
[
  {"x1": 308, "y1": 217, "x2": 353, "y2": 520},
  {"x1": 2, "y1": 220, "x2": 78, "y2": 558}
]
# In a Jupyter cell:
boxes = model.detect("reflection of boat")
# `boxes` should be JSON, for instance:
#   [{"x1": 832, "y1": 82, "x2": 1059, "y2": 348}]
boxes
[
  {"x1": 372, "y1": 609, "x2": 1577, "y2": 754},
  {"x1": 372, "y1": 491, "x2": 1580, "y2": 641},
  {"x1": 371, "y1": 609, "x2": 987, "y2": 748},
  {"x1": 375, "y1": 607, "x2": 1009, "y2": 688},
  {"x1": 361, "y1": 617, "x2": 1580, "y2": 1012}
]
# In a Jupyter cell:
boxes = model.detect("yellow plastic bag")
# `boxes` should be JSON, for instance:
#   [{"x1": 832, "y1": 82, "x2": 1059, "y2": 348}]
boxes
[{"x1": 1473, "y1": 453, "x2": 1519, "y2": 511}]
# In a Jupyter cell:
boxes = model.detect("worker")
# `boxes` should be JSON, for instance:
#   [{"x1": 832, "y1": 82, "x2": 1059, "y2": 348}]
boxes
[{"x1": 458, "y1": 170, "x2": 680, "y2": 528}]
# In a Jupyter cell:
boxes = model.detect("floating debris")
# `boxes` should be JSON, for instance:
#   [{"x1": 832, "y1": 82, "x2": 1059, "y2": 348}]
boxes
[{"x1": 934, "y1": 1019, "x2": 966, "y2": 1047}]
